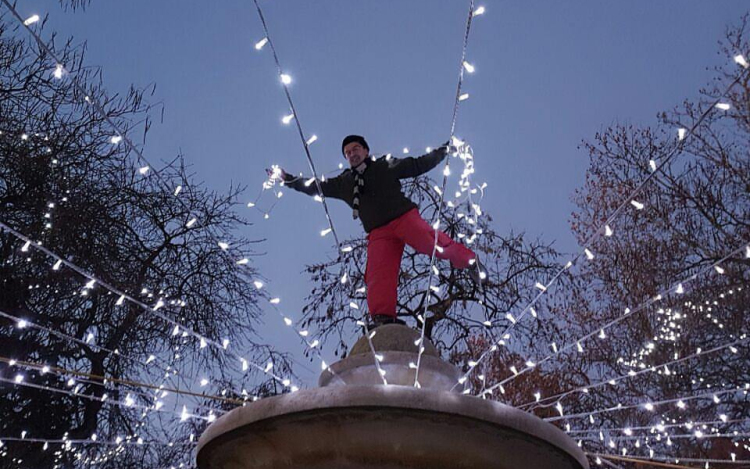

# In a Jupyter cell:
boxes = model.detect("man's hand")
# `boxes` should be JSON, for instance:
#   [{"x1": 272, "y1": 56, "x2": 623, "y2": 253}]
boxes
[
  {"x1": 438, "y1": 140, "x2": 454, "y2": 156},
  {"x1": 266, "y1": 167, "x2": 289, "y2": 181}
]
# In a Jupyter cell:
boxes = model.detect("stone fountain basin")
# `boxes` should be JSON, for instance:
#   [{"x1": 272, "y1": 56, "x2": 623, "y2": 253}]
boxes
[{"x1": 197, "y1": 385, "x2": 589, "y2": 469}]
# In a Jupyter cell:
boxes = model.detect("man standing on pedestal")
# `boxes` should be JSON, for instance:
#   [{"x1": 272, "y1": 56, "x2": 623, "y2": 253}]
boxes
[{"x1": 278, "y1": 135, "x2": 485, "y2": 327}]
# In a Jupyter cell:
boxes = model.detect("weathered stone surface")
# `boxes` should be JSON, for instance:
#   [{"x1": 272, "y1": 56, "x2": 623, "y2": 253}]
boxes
[
  {"x1": 196, "y1": 385, "x2": 589, "y2": 469},
  {"x1": 349, "y1": 324, "x2": 438, "y2": 357},
  {"x1": 320, "y1": 325, "x2": 460, "y2": 390},
  {"x1": 319, "y1": 351, "x2": 462, "y2": 390},
  {"x1": 197, "y1": 325, "x2": 588, "y2": 469}
]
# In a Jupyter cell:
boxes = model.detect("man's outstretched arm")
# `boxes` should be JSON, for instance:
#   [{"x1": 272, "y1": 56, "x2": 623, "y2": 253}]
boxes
[
  {"x1": 280, "y1": 170, "x2": 346, "y2": 200},
  {"x1": 388, "y1": 144, "x2": 449, "y2": 179}
]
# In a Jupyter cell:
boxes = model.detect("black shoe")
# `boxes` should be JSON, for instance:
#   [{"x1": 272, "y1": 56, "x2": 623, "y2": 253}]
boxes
[
  {"x1": 367, "y1": 314, "x2": 406, "y2": 330},
  {"x1": 468, "y1": 257, "x2": 487, "y2": 289}
]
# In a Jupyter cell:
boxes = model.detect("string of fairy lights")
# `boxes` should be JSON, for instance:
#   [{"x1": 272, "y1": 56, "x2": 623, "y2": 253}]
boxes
[
  {"x1": 451, "y1": 52, "x2": 750, "y2": 394},
  {"x1": 523, "y1": 334, "x2": 748, "y2": 413},
  {"x1": 249, "y1": 0, "x2": 341, "y2": 248},
  {"x1": 0, "y1": 6, "x2": 357, "y2": 466},
  {"x1": 413, "y1": 0, "x2": 482, "y2": 388},
  {"x1": 590, "y1": 453, "x2": 750, "y2": 467},
  {"x1": 0, "y1": 1, "x2": 362, "y2": 465},
  {"x1": 1, "y1": 1, "x2": 749, "y2": 468},
  {"x1": 248, "y1": 0, "x2": 489, "y2": 391},
  {"x1": 0, "y1": 218, "x2": 294, "y2": 387},
  {"x1": 0, "y1": 2, "x2": 491, "y2": 463},
  {"x1": 0, "y1": 0, "x2": 344, "y2": 412},
  {"x1": 1, "y1": 298, "x2": 247, "y2": 411},
  {"x1": 522, "y1": 283, "x2": 747, "y2": 411},
  {"x1": 477, "y1": 238, "x2": 749, "y2": 403},
  {"x1": 1, "y1": 0, "x2": 347, "y2": 405}
]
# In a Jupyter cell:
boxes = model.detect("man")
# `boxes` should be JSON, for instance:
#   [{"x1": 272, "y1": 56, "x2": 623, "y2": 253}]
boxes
[{"x1": 279, "y1": 135, "x2": 484, "y2": 327}]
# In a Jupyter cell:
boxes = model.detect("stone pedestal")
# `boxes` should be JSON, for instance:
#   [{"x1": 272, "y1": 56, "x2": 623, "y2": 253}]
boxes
[
  {"x1": 318, "y1": 324, "x2": 461, "y2": 390},
  {"x1": 196, "y1": 325, "x2": 589, "y2": 469}
]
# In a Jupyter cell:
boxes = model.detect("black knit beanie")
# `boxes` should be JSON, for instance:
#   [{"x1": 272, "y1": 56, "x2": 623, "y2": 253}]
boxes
[{"x1": 341, "y1": 135, "x2": 369, "y2": 156}]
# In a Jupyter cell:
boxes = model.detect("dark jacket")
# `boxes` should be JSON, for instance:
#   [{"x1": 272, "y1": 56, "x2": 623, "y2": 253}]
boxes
[{"x1": 284, "y1": 148, "x2": 447, "y2": 232}]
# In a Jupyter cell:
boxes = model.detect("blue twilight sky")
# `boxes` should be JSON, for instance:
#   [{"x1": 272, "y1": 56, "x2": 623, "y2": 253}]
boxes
[{"x1": 17, "y1": 0, "x2": 749, "y2": 385}]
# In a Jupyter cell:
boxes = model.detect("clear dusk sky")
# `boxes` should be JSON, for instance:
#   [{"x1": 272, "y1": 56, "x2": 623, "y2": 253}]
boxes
[{"x1": 17, "y1": 0, "x2": 749, "y2": 385}]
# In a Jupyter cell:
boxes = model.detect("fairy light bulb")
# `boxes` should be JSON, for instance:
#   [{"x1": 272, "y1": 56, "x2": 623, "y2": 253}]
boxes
[
  {"x1": 320, "y1": 228, "x2": 332, "y2": 237},
  {"x1": 584, "y1": 248, "x2": 595, "y2": 260},
  {"x1": 715, "y1": 103, "x2": 731, "y2": 111},
  {"x1": 630, "y1": 200, "x2": 644, "y2": 210},
  {"x1": 138, "y1": 166, "x2": 150, "y2": 175},
  {"x1": 473, "y1": 6, "x2": 486, "y2": 16},
  {"x1": 255, "y1": 37, "x2": 268, "y2": 50},
  {"x1": 534, "y1": 282, "x2": 546, "y2": 291},
  {"x1": 23, "y1": 14, "x2": 40, "y2": 25},
  {"x1": 462, "y1": 61, "x2": 475, "y2": 73},
  {"x1": 458, "y1": 93, "x2": 470, "y2": 101},
  {"x1": 53, "y1": 64, "x2": 64, "y2": 79},
  {"x1": 306, "y1": 135, "x2": 318, "y2": 145},
  {"x1": 282, "y1": 113, "x2": 294, "y2": 124},
  {"x1": 735, "y1": 54, "x2": 749, "y2": 68},
  {"x1": 280, "y1": 74, "x2": 292, "y2": 85}
]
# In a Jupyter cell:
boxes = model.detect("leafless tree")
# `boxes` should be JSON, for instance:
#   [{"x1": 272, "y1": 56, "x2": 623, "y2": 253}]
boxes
[
  {"x1": 0, "y1": 15, "x2": 289, "y2": 469},
  {"x1": 515, "y1": 17, "x2": 750, "y2": 467}
]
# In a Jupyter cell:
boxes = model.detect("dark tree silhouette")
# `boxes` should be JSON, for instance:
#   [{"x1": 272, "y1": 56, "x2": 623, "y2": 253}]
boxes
[
  {"x1": 484, "y1": 17, "x2": 750, "y2": 467},
  {"x1": 0, "y1": 15, "x2": 289, "y2": 469}
]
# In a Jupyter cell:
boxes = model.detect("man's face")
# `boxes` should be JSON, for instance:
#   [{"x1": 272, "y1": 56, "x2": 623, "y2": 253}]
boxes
[{"x1": 343, "y1": 142, "x2": 368, "y2": 167}]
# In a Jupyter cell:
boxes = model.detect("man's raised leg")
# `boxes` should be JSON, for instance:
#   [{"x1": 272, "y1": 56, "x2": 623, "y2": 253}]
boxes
[{"x1": 396, "y1": 208, "x2": 475, "y2": 268}]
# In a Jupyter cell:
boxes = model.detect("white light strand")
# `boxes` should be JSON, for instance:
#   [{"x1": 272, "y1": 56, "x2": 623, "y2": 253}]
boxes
[
  {"x1": 521, "y1": 335, "x2": 748, "y2": 410},
  {"x1": 568, "y1": 416, "x2": 750, "y2": 436},
  {"x1": 249, "y1": 0, "x2": 341, "y2": 248},
  {"x1": 414, "y1": 0, "x2": 481, "y2": 387},
  {"x1": 0, "y1": 220, "x2": 294, "y2": 390},
  {"x1": 452, "y1": 57, "x2": 750, "y2": 388},
  {"x1": 0, "y1": 356, "x2": 226, "y2": 416},
  {"x1": 522, "y1": 283, "x2": 745, "y2": 410},
  {"x1": 0, "y1": 375, "x2": 208, "y2": 422},
  {"x1": 478, "y1": 239, "x2": 749, "y2": 396},
  {"x1": 0, "y1": 309, "x2": 174, "y2": 383},
  {"x1": 0, "y1": 3, "x2": 286, "y2": 396},
  {"x1": 589, "y1": 452, "x2": 750, "y2": 466},
  {"x1": 357, "y1": 309, "x2": 389, "y2": 386},
  {"x1": 546, "y1": 386, "x2": 746, "y2": 423}
]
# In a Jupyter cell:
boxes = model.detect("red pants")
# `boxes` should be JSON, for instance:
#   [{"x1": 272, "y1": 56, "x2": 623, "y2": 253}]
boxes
[{"x1": 365, "y1": 208, "x2": 476, "y2": 317}]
